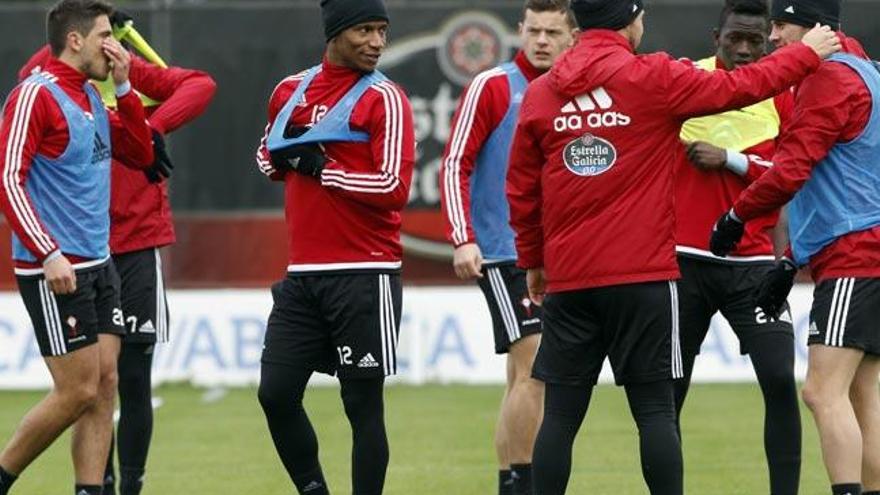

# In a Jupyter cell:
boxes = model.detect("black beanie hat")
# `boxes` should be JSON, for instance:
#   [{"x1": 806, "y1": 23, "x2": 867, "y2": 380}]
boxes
[
  {"x1": 571, "y1": 0, "x2": 644, "y2": 31},
  {"x1": 321, "y1": 0, "x2": 389, "y2": 41},
  {"x1": 770, "y1": 0, "x2": 840, "y2": 28}
]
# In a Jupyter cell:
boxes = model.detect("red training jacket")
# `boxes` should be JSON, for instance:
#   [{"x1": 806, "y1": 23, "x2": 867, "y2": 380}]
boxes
[
  {"x1": 255, "y1": 58, "x2": 414, "y2": 273},
  {"x1": 733, "y1": 34, "x2": 880, "y2": 283},
  {"x1": 440, "y1": 51, "x2": 544, "y2": 248},
  {"x1": 676, "y1": 56, "x2": 794, "y2": 262},
  {"x1": 19, "y1": 46, "x2": 217, "y2": 255},
  {"x1": 507, "y1": 30, "x2": 821, "y2": 293},
  {"x1": 0, "y1": 57, "x2": 153, "y2": 267}
]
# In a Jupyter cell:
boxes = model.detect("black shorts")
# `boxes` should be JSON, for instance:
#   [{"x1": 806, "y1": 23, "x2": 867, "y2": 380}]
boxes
[
  {"x1": 262, "y1": 272, "x2": 403, "y2": 378},
  {"x1": 808, "y1": 277, "x2": 880, "y2": 355},
  {"x1": 113, "y1": 248, "x2": 169, "y2": 344},
  {"x1": 17, "y1": 260, "x2": 124, "y2": 357},
  {"x1": 533, "y1": 280, "x2": 683, "y2": 386},
  {"x1": 476, "y1": 263, "x2": 542, "y2": 354},
  {"x1": 677, "y1": 255, "x2": 794, "y2": 357}
]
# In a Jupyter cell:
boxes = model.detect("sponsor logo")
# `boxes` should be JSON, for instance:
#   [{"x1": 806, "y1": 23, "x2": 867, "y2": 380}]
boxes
[
  {"x1": 139, "y1": 319, "x2": 156, "y2": 334},
  {"x1": 378, "y1": 11, "x2": 518, "y2": 258},
  {"x1": 91, "y1": 132, "x2": 111, "y2": 163},
  {"x1": 779, "y1": 310, "x2": 793, "y2": 324},
  {"x1": 562, "y1": 133, "x2": 618, "y2": 176},
  {"x1": 358, "y1": 353, "x2": 381, "y2": 368},
  {"x1": 303, "y1": 481, "x2": 326, "y2": 493},
  {"x1": 785, "y1": 5, "x2": 795, "y2": 14},
  {"x1": 521, "y1": 297, "x2": 533, "y2": 317},
  {"x1": 521, "y1": 317, "x2": 541, "y2": 326},
  {"x1": 809, "y1": 321, "x2": 820, "y2": 335},
  {"x1": 554, "y1": 88, "x2": 631, "y2": 132},
  {"x1": 66, "y1": 315, "x2": 78, "y2": 337}
]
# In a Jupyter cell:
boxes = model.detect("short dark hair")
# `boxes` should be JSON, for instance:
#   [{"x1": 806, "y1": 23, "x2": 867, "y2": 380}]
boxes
[
  {"x1": 718, "y1": 0, "x2": 769, "y2": 30},
  {"x1": 47, "y1": 0, "x2": 113, "y2": 56},
  {"x1": 523, "y1": 0, "x2": 577, "y2": 29}
]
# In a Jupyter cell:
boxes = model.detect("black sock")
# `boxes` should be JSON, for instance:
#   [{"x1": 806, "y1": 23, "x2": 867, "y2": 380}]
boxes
[
  {"x1": 0, "y1": 466, "x2": 18, "y2": 495},
  {"x1": 499, "y1": 469, "x2": 514, "y2": 495},
  {"x1": 117, "y1": 343, "x2": 154, "y2": 495},
  {"x1": 511, "y1": 463, "x2": 533, "y2": 495},
  {"x1": 104, "y1": 433, "x2": 116, "y2": 495},
  {"x1": 119, "y1": 467, "x2": 145, "y2": 495},
  {"x1": 832, "y1": 484, "x2": 862, "y2": 495},
  {"x1": 750, "y1": 333, "x2": 802, "y2": 495},
  {"x1": 532, "y1": 383, "x2": 592, "y2": 495},
  {"x1": 258, "y1": 363, "x2": 328, "y2": 495},
  {"x1": 340, "y1": 377, "x2": 389, "y2": 495},
  {"x1": 625, "y1": 380, "x2": 683, "y2": 495},
  {"x1": 74, "y1": 484, "x2": 102, "y2": 495}
]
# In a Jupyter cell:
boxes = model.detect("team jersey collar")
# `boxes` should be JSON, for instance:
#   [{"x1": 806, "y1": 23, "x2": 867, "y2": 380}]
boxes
[
  {"x1": 321, "y1": 56, "x2": 372, "y2": 86},
  {"x1": 576, "y1": 29, "x2": 634, "y2": 53},
  {"x1": 44, "y1": 57, "x2": 89, "y2": 91},
  {"x1": 514, "y1": 50, "x2": 545, "y2": 82}
]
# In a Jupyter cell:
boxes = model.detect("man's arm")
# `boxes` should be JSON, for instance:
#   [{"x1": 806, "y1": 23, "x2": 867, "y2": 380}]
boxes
[
  {"x1": 440, "y1": 70, "x2": 507, "y2": 248},
  {"x1": 506, "y1": 88, "x2": 545, "y2": 271},
  {"x1": 255, "y1": 75, "x2": 302, "y2": 181},
  {"x1": 129, "y1": 55, "x2": 216, "y2": 134},
  {"x1": 733, "y1": 64, "x2": 862, "y2": 221},
  {"x1": 104, "y1": 40, "x2": 153, "y2": 168},
  {"x1": 319, "y1": 83, "x2": 415, "y2": 211},
  {"x1": 665, "y1": 27, "x2": 835, "y2": 120},
  {"x1": 0, "y1": 85, "x2": 59, "y2": 261}
]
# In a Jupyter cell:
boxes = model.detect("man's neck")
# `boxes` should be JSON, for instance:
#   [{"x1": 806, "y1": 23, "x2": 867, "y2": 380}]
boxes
[{"x1": 56, "y1": 52, "x2": 84, "y2": 75}]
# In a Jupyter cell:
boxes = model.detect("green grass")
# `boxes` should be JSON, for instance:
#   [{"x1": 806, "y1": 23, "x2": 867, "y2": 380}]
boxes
[{"x1": 0, "y1": 383, "x2": 829, "y2": 494}]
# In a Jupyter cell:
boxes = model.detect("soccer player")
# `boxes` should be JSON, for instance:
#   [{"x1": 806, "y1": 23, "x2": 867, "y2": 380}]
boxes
[
  {"x1": 674, "y1": 1, "x2": 801, "y2": 493},
  {"x1": 710, "y1": 1, "x2": 880, "y2": 494},
  {"x1": 440, "y1": 1, "x2": 576, "y2": 493},
  {"x1": 0, "y1": 1, "x2": 153, "y2": 494},
  {"x1": 505, "y1": 0, "x2": 841, "y2": 492},
  {"x1": 254, "y1": 0, "x2": 414, "y2": 493},
  {"x1": 18, "y1": 16, "x2": 216, "y2": 495}
]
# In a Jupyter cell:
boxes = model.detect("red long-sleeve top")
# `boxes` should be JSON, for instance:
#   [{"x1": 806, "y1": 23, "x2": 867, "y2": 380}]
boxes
[
  {"x1": 0, "y1": 57, "x2": 153, "y2": 266},
  {"x1": 733, "y1": 34, "x2": 880, "y2": 282},
  {"x1": 255, "y1": 58, "x2": 415, "y2": 272},
  {"x1": 19, "y1": 46, "x2": 217, "y2": 254}
]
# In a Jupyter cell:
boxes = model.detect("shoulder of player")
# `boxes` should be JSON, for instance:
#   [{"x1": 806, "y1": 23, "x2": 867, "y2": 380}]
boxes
[
  {"x1": 4, "y1": 75, "x2": 56, "y2": 117},
  {"x1": 268, "y1": 70, "x2": 310, "y2": 106},
  {"x1": 362, "y1": 79, "x2": 413, "y2": 112},
  {"x1": 797, "y1": 61, "x2": 865, "y2": 102}
]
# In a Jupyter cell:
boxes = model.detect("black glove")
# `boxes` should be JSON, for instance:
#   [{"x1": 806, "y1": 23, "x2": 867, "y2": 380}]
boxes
[
  {"x1": 269, "y1": 126, "x2": 326, "y2": 178},
  {"x1": 145, "y1": 129, "x2": 174, "y2": 183},
  {"x1": 754, "y1": 258, "x2": 797, "y2": 319},
  {"x1": 109, "y1": 9, "x2": 133, "y2": 29},
  {"x1": 709, "y1": 209, "x2": 745, "y2": 257}
]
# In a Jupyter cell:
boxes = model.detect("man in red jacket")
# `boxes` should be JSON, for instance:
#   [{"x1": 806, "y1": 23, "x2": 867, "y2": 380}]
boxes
[
  {"x1": 710, "y1": 1, "x2": 880, "y2": 494},
  {"x1": 19, "y1": 18, "x2": 216, "y2": 494},
  {"x1": 674, "y1": 1, "x2": 801, "y2": 493},
  {"x1": 0, "y1": 2, "x2": 153, "y2": 494},
  {"x1": 254, "y1": 0, "x2": 414, "y2": 493},
  {"x1": 440, "y1": 2, "x2": 576, "y2": 493},
  {"x1": 506, "y1": 0, "x2": 841, "y2": 491}
]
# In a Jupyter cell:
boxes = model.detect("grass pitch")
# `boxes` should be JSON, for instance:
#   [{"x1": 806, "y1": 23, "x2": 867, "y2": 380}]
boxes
[{"x1": 0, "y1": 383, "x2": 827, "y2": 494}]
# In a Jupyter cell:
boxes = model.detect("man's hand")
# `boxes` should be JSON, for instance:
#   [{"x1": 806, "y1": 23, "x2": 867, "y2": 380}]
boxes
[
  {"x1": 145, "y1": 128, "x2": 174, "y2": 183},
  {"x1": 102, "y1": 37, "x2": 131, "y2": 85},
  {"x1": 801, "y1": 23, "x2": 843, "y2": 59},
  {"x1": 452, "y1": 244, "x2": 483, "y2": 280},
  {"x1": 527, "y1": 268, "x2": 546, "y2": 306},
  {"x1": 709, "y1": 209, "x2": 745, "y2": 257},
  {"x1": 44, "y1": 255, "x2": 76, "y2": 295},
  {"x1": 270, "y1": 126, "x2": 326, "y2": 178},
  {"x1": 109, "y1": 9, "x2": 133, "y2": 29},
  {"x1": 754, "y1": 258, "x2": 797, "y2": 319},
  {"x1": 686, "y1": 141, "x2": 727, "y2": 171}
]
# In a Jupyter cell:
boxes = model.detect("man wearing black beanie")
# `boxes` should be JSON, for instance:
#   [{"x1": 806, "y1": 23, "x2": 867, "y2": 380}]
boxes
[
  {"x1": 712, "y1": 2, "x2": 880, "y2": 495},
  {"x1": 254, "y1": 1, "x2": 415, "y2": 494},
  {"x1": 506, "y1": 1, "x2": 843, "y2": 494}
]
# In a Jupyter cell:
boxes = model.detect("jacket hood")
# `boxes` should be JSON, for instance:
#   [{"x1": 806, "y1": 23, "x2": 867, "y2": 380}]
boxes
[{"x1": 549, "y1": 30, "x2": 635, "y2": 98}]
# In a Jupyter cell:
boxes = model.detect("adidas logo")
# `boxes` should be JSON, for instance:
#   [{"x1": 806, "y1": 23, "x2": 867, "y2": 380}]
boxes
[
  {"x1": 809, "y1": 321, "x2": 820, "y2": 335},
  {"x1": 785, "y1": 5, "x2": 795, "y2": 14},
  {"x1": 357, "y1": 353, "x2": 380, "y2": 368},
  {"x1": 91, "y1": 132, "x2": 111, "y2": 164},
  {"x1": 139, "y1": 319, "x2": 156, "y2": 334},
  {"x1": 554, "y1": 87, "x2": 631, "y2": 132},
  {"x1": 302, "y1": 480, "x2": 325, "y2": 492},
  {"x1": 779, "y1": 310, "x2": 792, "y2": 324}
]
